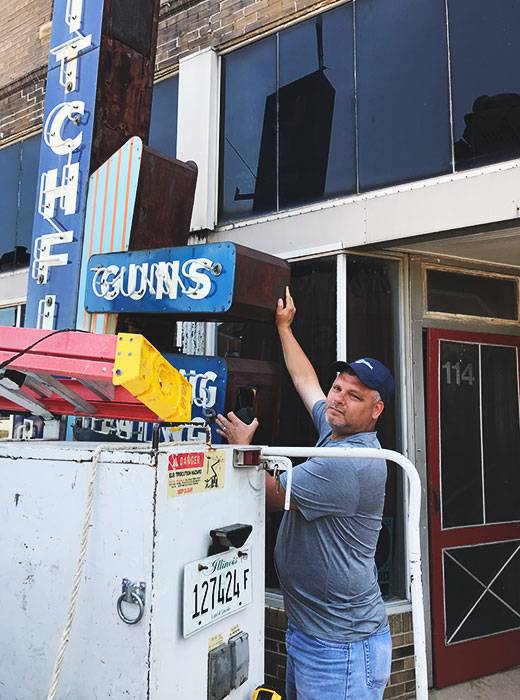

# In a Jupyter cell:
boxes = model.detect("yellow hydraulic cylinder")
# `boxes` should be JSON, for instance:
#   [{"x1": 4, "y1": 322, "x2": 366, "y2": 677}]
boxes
[{"x1": 112, "y1": 333, "x2": 192, "y2": 421}]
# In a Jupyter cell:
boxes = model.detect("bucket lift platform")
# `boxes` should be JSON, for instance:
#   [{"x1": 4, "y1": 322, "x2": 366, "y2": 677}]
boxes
[{"x1": 0, "y1": 327, "x2": 191, "y2": 424}]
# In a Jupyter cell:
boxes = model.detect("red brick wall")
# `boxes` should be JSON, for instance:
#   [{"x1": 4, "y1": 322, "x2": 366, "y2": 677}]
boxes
[{"x1": 265, "y1": 607, "x2": 417, "y2": 699}]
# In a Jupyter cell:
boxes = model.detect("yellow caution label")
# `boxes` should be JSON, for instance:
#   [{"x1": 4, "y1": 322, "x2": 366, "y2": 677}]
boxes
[
  {"x1": 113, "y1": 333, "x2": 192, "y2": 421},
  {"x1": 167, "y1": 450, "x2": 225, "y2": 498}
]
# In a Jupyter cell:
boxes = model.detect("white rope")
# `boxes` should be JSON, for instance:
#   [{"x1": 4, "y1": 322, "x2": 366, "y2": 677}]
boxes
[
  {"x1": 46, "y1": 445, "x2": 154, "y2": 699},
  {"x1": 46, "y1": 445, "x2": 103, "y2": 700}
]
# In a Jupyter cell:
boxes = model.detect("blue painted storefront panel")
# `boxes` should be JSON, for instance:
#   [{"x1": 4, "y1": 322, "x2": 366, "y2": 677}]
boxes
[
  {"x1": 25, "y1": 0, "x2": 105, "y2": 329},
  {"x1": 85, "y1": 243, "x2": 238, "y2": 315},
  {"x1": 73, "y1": 354, "x2": 228, "y2": 444}
]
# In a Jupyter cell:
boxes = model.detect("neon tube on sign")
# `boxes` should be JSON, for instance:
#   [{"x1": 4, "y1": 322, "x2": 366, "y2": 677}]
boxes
[
  {"x1": 90, "y1": 259, "x2": 214, "y2": 302},
  {"x1": 32, "y1": 1, "x2": 91, "y2": 288}
]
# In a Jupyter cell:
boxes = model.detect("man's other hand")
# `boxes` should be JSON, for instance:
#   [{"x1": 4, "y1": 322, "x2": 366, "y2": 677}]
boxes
[
  {"x1": 216, "y1": 411, "x2": 259, "y2": 445},
  {"x1": 276, "y1": 286, "x2": 296, "y2": 330}
]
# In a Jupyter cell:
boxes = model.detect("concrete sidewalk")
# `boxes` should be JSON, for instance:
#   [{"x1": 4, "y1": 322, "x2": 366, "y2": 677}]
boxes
[{"x1": 429, "y1": 667, "x2": 520, "y2": 699}]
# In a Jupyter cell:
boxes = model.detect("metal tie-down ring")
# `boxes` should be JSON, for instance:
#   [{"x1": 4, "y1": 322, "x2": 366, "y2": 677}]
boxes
[{"x1": 117, "y1": 579, "x2": 146, "y2": 625}]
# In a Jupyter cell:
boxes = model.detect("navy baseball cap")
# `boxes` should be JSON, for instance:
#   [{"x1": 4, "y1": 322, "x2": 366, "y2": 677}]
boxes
[{"x1": 332, "y1": 357, "x2": 395, "y2": 405}]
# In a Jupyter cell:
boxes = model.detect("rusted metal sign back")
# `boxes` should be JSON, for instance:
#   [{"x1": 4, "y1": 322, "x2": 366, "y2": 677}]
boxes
[
  {"x1": 91, "y1": 0, "x2": 160, "y2": 172},
  {"x1": 130, "y1": 148, "x2": 198, "y2": 251}
]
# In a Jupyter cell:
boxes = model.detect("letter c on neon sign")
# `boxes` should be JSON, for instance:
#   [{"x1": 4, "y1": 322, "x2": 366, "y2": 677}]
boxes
[{"x1": 44, "y1": 101, "x2": 85, "y2": 156}]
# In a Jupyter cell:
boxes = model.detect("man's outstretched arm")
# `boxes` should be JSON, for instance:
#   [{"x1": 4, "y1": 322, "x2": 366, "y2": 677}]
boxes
[{"x1": 276, "y1": 286, "x2": 326, "y2": 415}]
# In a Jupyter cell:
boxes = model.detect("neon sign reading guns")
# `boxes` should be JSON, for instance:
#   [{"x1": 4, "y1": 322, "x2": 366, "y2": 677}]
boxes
[{"x1": 90, "y1": 259, "x2": 215, "y2": 302}]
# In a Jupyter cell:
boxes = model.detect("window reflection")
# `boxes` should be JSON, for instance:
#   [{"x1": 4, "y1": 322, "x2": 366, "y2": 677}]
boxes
[
  {"x1": 449, "y1": 0, "x2": 520, "y2": 169},
  {"x1": 454, "y1": 92, "x2": 520, "y2": 168},
  {"x1": 0, "y1": 136, "x2": 37, "y2": 269},
  {"x1": 356, "y1": 0, "x2": 451, "y2": 190},
  {"x1": 219, "y1": 5, "x2": 354, "y2": 222},
  {"x1": 149, "y1": 75, "x2": 179, "y2": 157},
  {"x1": 278, "y1": 9, "x2": 356, "y2": 208},
  {"x1": 0, "y1": 305, "x2": 25, "y2": 327},
  {"x1": 219, "y1": 36, "x2": 277, "y2": 221},
  {"x1": 219, "y1": 0, "x2": 520, "y2": 222}
]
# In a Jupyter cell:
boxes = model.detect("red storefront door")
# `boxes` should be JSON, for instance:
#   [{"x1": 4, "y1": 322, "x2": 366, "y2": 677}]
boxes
[{"x1": 427, "y1": 328, "x2": 520, "y2": 688}]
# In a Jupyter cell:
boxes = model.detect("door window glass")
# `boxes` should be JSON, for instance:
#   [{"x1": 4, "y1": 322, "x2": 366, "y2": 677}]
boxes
[
  {"x1": 444, "y1": 541, "x2": 520, "y2": 644},
  {"x1": 481, "y1": 345, "x2": 520, "y2": 523},
  {"x1": 439, "y1": 340, "x2": 520, "y2": 528},
  {"x1": 440, "y1": 341, "x2": 483, "y2": 527}
]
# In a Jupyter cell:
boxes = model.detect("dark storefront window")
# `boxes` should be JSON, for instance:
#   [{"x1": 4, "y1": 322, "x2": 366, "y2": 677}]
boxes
[
  {"x1": 219, "y1": 1, "x2": 451, "y2": 223},
  {"x1": 449, "y1": 0, "x2": 520, "y2": 170},
  {"x1": 219, "y1": 35, "x2": 277, "y2": 220},
  {"x1": 278, "y1": 10, "x2": 356, "y2": 208},
  {"x1": 276, "y1": 258, "x2": 337, "y2": 446},
  {"x1": 427, "y1": 268, "x2": 518, "y2": 320},
  {"x1": 219, "y1": 2, "x2": 520, "y2": 223},
  {"x1": 347, "y1": 255, "x2": 404, "y2": 599},
  {"x1": 217, "y1": 255, "x2": 404, "y2": 600},
  {"x1": 149, "y1": 74, "x2": 179, "y2": 157},
  {"x1": 0, "y1": 306, "x2": 17, "y2": 326},
  {"x1": 217, "y1": 258, "x2": 337, "y2": 591},
  {"x1": 219, "y1": 5, "x2": 355, "y2": 222},
  {"x1": 0, "y1": 136, "x2": 38, "y2": 270},
  {"x1": 347, "y1": 256, "x2": 399, "y2": 450},
  {"x1": 356, "y1": 0, "x2": 451, "y2": 190},
  {"x1": 217, "y1": 257, "x2": 337, "y2": 445},
  {"x1": 0, "y1": 304, "x2": 25, "y2": 327}
]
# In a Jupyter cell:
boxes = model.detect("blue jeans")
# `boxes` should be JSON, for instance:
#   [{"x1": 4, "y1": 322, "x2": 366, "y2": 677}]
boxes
[{"x1": 285, "y1": 622, "x2": 392, "y2": 700}]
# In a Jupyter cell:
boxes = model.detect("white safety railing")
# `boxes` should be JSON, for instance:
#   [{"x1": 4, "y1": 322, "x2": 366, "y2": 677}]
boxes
[{"x1": 260, "y1": 446, "x2": 427, "y2": 700}]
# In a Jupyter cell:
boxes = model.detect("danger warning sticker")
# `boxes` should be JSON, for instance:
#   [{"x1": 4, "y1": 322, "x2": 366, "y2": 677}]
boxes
[{"x1": 168, "y1": 450, "x2": 225, "y2": 497}]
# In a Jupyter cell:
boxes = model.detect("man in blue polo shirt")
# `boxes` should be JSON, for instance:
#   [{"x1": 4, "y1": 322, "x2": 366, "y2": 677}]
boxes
[{"x1": 216, "y1": 287, "x2": 394, "y2": 699}]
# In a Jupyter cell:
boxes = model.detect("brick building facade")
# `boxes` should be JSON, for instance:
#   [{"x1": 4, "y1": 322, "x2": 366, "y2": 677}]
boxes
[
  {"x1": 0, "y1": 0, "x2": 347, "y2": 145},
  {"x1": 2, "y1": 1, "x2": 520, "y2": 697},
  {"x1": 0, "y1": 1, "x2": 417, "y2": 697}
]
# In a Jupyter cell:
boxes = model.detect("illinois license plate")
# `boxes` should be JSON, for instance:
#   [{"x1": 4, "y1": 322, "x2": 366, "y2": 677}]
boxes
[{"x1": 183, "y1": 546, "x2": 252, "y2": 637}]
